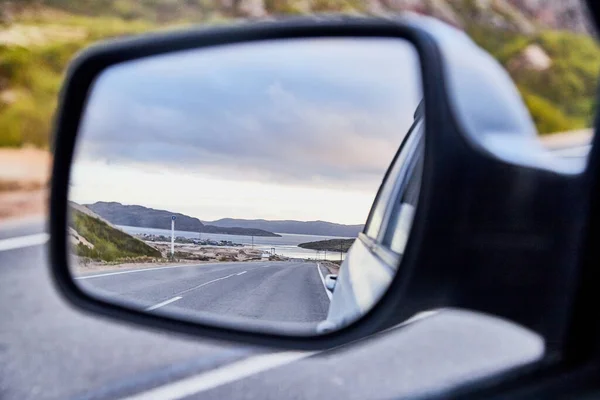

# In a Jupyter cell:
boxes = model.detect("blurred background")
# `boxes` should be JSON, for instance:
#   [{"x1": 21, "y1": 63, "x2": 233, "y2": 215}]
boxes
[
  {"x1": 0, "y1": 0, "x2": 598, "y2": 222},
  {"x1": 0, "y1": 0, "x2": 598, "y2": 221},
  {"x1": 0, "y1": 2, "x2": 597, "y2": 399}
]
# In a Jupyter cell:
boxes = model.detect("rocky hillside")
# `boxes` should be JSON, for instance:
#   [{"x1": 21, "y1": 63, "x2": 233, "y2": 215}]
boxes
[
  {"x1": 3, "y1": 0, "x2": 591, "y2": 32},
  {"x1": 508, "y1": 0, "x2": 592, "y2": 34},
  {"x1": 0, "y1": 0, "x2": 598, "y2": 149},
  {"x1": 366, "y1": 0, "x2": 593, "y2": 34}
]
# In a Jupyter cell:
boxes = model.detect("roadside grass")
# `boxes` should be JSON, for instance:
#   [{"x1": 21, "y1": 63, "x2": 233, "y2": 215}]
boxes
[
  {"x1": 174, "y1": 251, "x2": 211, "y2": 261},
  {"x1": 0, "y1": 12, "x2": 161, "y2": 148},
  {"x1": 71, "y1": 208, "x2": 162, "y2": 262},
  {"x1": 466, "y1": 25, "x2": 600, "y2": 134}
]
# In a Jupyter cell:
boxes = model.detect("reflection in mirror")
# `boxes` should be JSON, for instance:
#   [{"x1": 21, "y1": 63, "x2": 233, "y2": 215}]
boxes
[{"x1": 68, "y1": 38, "x2": 423, "y2": 335}]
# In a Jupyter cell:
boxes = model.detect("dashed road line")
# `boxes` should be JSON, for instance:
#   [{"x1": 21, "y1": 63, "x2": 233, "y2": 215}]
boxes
[
  {"x1": 0, "y1": 233, "x2": 49, "y2": 252},
  {"x1": 76, "y1": 264, "x2": 196, "y2": 280},
  {"x1": 145, "y1": 296, "x2": 183, "y2": 311},
  {"x1": 121, "y1": 351, "x2": 314, "y2": 400},
  {"x1": 177, "y1": 274, "x2": 236, "y2": 296}
]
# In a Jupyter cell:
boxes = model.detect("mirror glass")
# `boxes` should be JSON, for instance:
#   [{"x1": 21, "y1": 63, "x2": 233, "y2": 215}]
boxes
[{"x1": 68, "y1": 37, "x2": 423, "y2": 335}]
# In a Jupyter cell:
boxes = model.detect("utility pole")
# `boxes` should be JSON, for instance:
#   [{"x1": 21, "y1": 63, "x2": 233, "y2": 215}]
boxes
[{"x1": 171, "y1": 216, "x2": 176, "y2": 257}]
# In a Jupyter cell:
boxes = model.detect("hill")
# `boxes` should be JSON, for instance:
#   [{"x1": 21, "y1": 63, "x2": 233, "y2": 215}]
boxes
[
  {"x1": 85, "y1": 201, "x2": 281, "y2": 237},
  {"x1": 206, "y1": 218, "x2": 363, "y2": 237},
  {"x1": 69, "y1": 204, "x2": 162, "y2": 261},
  {"x1": 0, "y1": 0, "x2": 598, "y2": 149},
  {"x1": 2, "y1": 0, "x2": 591, "y2": 32},
  {"x1": 298, "y1": 238, "x2": 355, "y2": 253}
]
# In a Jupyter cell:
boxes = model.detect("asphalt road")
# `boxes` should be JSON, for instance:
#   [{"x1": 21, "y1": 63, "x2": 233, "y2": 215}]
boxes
[
  {"x1": 0, "y1": 223, "x2": 548, "y2": 400},
  {"x1": 0, "y1": 220, "x2": 263, "y2": 400},
  {"x1": 0, "y1": 143, "x2": 590, "y2": 400},
  {"x1": 77, "y1": 261, "x2": 331, "y2": 329},
  {"x1": 0, "y1": 222, "x2": 547, "y2": 400}
]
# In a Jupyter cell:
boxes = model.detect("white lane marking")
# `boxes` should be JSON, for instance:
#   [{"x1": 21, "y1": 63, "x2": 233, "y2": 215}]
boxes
[
  {"x1": 145, "y1": 296, "x2": 182, "y2": 311},
  {"x1": 0, "y1": 217, "x2": 45, "y2": 232},
  {"x1": 143, "y1": 273, "x2": 236, "y2": 310},
  {"x1": 316, "y1": 263, "x2": 333, "y2": 300},
  {"x1": 122, "y1": 351, "x2": 313, "y2": 400},
  {"x1": 236, "y1": 271, "x2": 247, "y2": 276},
  {"x1": 0, "y1": 233, "x2": 49, "y2": 252},
  {"x1": 122, "y1": 309, "x2": 442, "y2": 400},
  {"x1": 75, "y1": 264, "x2": 197, "y2": 280},
  {"x1": 177, "y1": 273, "x2": 236, "y2": 296}
]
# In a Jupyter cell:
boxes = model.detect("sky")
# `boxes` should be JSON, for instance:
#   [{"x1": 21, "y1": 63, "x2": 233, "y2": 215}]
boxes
[{"x1": 70, "y1": 37, "x2": 422, "y2": 225}]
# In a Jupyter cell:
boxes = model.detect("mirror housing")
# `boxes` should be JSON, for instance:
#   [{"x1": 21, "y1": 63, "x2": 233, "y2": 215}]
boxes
[{"x1": 50, "y1": 15, "x2": 587, "y2": 350}]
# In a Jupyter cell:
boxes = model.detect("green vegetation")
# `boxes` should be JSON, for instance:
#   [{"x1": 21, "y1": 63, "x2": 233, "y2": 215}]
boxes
[
  {"x1": 0, "y1": 10, "x2": 157, "y2": 147},
  {"x1": 465, "y1": 25, "x2": 600, "y2": 134},
  {"x1": 173, "y1": 251, "x2": 210, "y2": 261},
  {"x1": 71, "y1": 208, "x2": 162, "y2": 261},
  {"x1": 298, "y1": 238, "x2": 355, "y2": 253},
  {"x1": 0, "y1": 0, "x2": 599, "y2": 148},
  {"x1": 519, "y1": 86, "x2": 573, "y2": 134}
]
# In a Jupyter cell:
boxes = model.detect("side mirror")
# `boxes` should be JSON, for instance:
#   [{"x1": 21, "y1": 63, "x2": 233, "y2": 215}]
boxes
[{"x1": 50, "y1": 16, "x2": 585, "y2": 350}]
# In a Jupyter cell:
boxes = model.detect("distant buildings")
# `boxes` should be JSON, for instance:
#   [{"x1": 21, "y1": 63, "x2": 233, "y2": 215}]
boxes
[
  {"x1": 191, "y1": 238, "x2": 243, "y2": 247},
  {"x1": 135, "y1": 233, "x2": 243, "y2": 247}
]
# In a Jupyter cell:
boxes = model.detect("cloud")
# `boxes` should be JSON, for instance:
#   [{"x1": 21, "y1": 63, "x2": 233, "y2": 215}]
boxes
[{"x1": 74, "y1": 37, "x2": 422, "y2": 192}]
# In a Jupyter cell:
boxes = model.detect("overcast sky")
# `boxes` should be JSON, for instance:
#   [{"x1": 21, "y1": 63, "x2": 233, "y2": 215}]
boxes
[{"x1": 70, "y1": 38, "x2": 422, "y2": 225}]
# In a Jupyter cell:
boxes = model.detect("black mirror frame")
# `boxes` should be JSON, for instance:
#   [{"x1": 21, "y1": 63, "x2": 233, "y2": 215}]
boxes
[
  {"x1": 50, "y1": 17, "x2": 446, "y2": 350},
  {"x1": 50, "y1": 15, "x2": 587, "y2": 352}
]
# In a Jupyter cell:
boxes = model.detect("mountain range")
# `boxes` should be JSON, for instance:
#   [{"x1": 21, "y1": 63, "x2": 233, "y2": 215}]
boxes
[
  {"x1": 84, "y1": 202, "x2": 282, "y2": 237},
  {"x1": 84, "y1": 201, "x2": 363, "y2": 237},
  {"x1": 205, "y1": 218, "x2": 364, "y2": 237}
]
